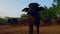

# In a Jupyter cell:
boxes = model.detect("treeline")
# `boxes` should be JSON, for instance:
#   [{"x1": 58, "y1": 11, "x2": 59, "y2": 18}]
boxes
[
  {"x1": 0, "y1": 17, "x2": 28, "y2": 25},
  {"x1": 0, "y1": 17, "x2": 8, "y2": 25}
]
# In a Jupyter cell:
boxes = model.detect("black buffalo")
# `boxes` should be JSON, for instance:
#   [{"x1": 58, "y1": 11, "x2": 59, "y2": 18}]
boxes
[{"x1": 22, "y1": 3, "x2": 44, "y2": 34}]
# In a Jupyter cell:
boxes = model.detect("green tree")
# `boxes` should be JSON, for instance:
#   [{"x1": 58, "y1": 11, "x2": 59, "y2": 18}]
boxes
[
  {"x1": 40, "y1": 1, "x2": 58, "y2": 19},
  {"x1": 54, "y1": 0, "x2": 60, "y2": 17},
  {"x1": 0, "y1": 17, "x2": 6, "y2": 25},
  {"x1": 40, "y1": 6, "x2": 48, "y2": 19},
  {"x1": 21, "y1": 14, "x2": 28, "y2": 19}
]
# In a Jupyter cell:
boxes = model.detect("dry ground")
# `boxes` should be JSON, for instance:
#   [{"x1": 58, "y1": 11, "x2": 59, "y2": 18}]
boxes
[{"x1": 0, "y1": 25, "x2": 60, "y2": 34}]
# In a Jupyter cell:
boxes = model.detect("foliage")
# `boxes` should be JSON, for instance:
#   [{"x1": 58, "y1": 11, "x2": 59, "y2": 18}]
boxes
[
  {"x1": 21, "y1": 14, "x2": 28, "y2": 19},
  {"x1": 21, "y1": 0, "x2": 60, "y2": 19},
  {"x1": 0, "y1": 17, "x2": 6, "y2": 23},
  {"x1": 0, "y1": 17, "x2": 10, "y2": 25}
]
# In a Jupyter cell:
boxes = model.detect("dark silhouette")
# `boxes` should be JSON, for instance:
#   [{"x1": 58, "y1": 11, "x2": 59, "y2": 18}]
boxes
[
  {"x1": 22, "y1": 3, "x2": 44, "y2": 34},
  {"x1": 42, "y1": 18, "x2": 51, "y2": 25},
  {"x1": 8, "y1": 18, "x2": 19, "y2": 25}
]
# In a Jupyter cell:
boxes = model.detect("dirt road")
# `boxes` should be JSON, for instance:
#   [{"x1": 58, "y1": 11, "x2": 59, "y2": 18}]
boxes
[{"x1": 0, "y1": 25, "x2": 60, "y2": 34}]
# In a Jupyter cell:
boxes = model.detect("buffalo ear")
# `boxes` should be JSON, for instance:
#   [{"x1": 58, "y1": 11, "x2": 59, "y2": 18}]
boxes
[
  {"x1": 22, "y1": 8, "x2": 29, "y2": 12},
  {"x1": 39, "y1": 7, "x2": 44, "y2": 11}
]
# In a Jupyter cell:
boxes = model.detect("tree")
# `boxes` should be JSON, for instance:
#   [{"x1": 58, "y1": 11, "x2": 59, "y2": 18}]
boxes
[
  {"x1": 21, "y1": 14, "x2": 28, "y2": 19},
  {"x1": 0, "y1": 17, "x2": 6, "y2": 25},
  {"x1": 54, "y1": 0, "x2": 60, "y2": 5},
  {"x1": 20, "y1": 14, "x2": 28, "y2": 25},
  {"x1": 53, "y1": 0, "x2": 60, "y2": 17}
]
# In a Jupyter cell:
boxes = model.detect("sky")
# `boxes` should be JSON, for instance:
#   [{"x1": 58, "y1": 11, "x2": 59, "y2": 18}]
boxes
[{"x1": 0, "y1": 0, "x2": 53, "y2": 17}]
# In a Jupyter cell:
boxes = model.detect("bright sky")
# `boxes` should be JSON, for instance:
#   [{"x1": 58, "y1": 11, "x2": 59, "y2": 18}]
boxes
[{"x1": 0, "y1": 0, "x2": 53, "y2": 17}]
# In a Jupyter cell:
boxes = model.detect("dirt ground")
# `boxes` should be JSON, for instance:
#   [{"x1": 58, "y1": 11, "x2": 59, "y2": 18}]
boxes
[{"x1": 0, "y1": 25, "x2": 60, "y2": 34}]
